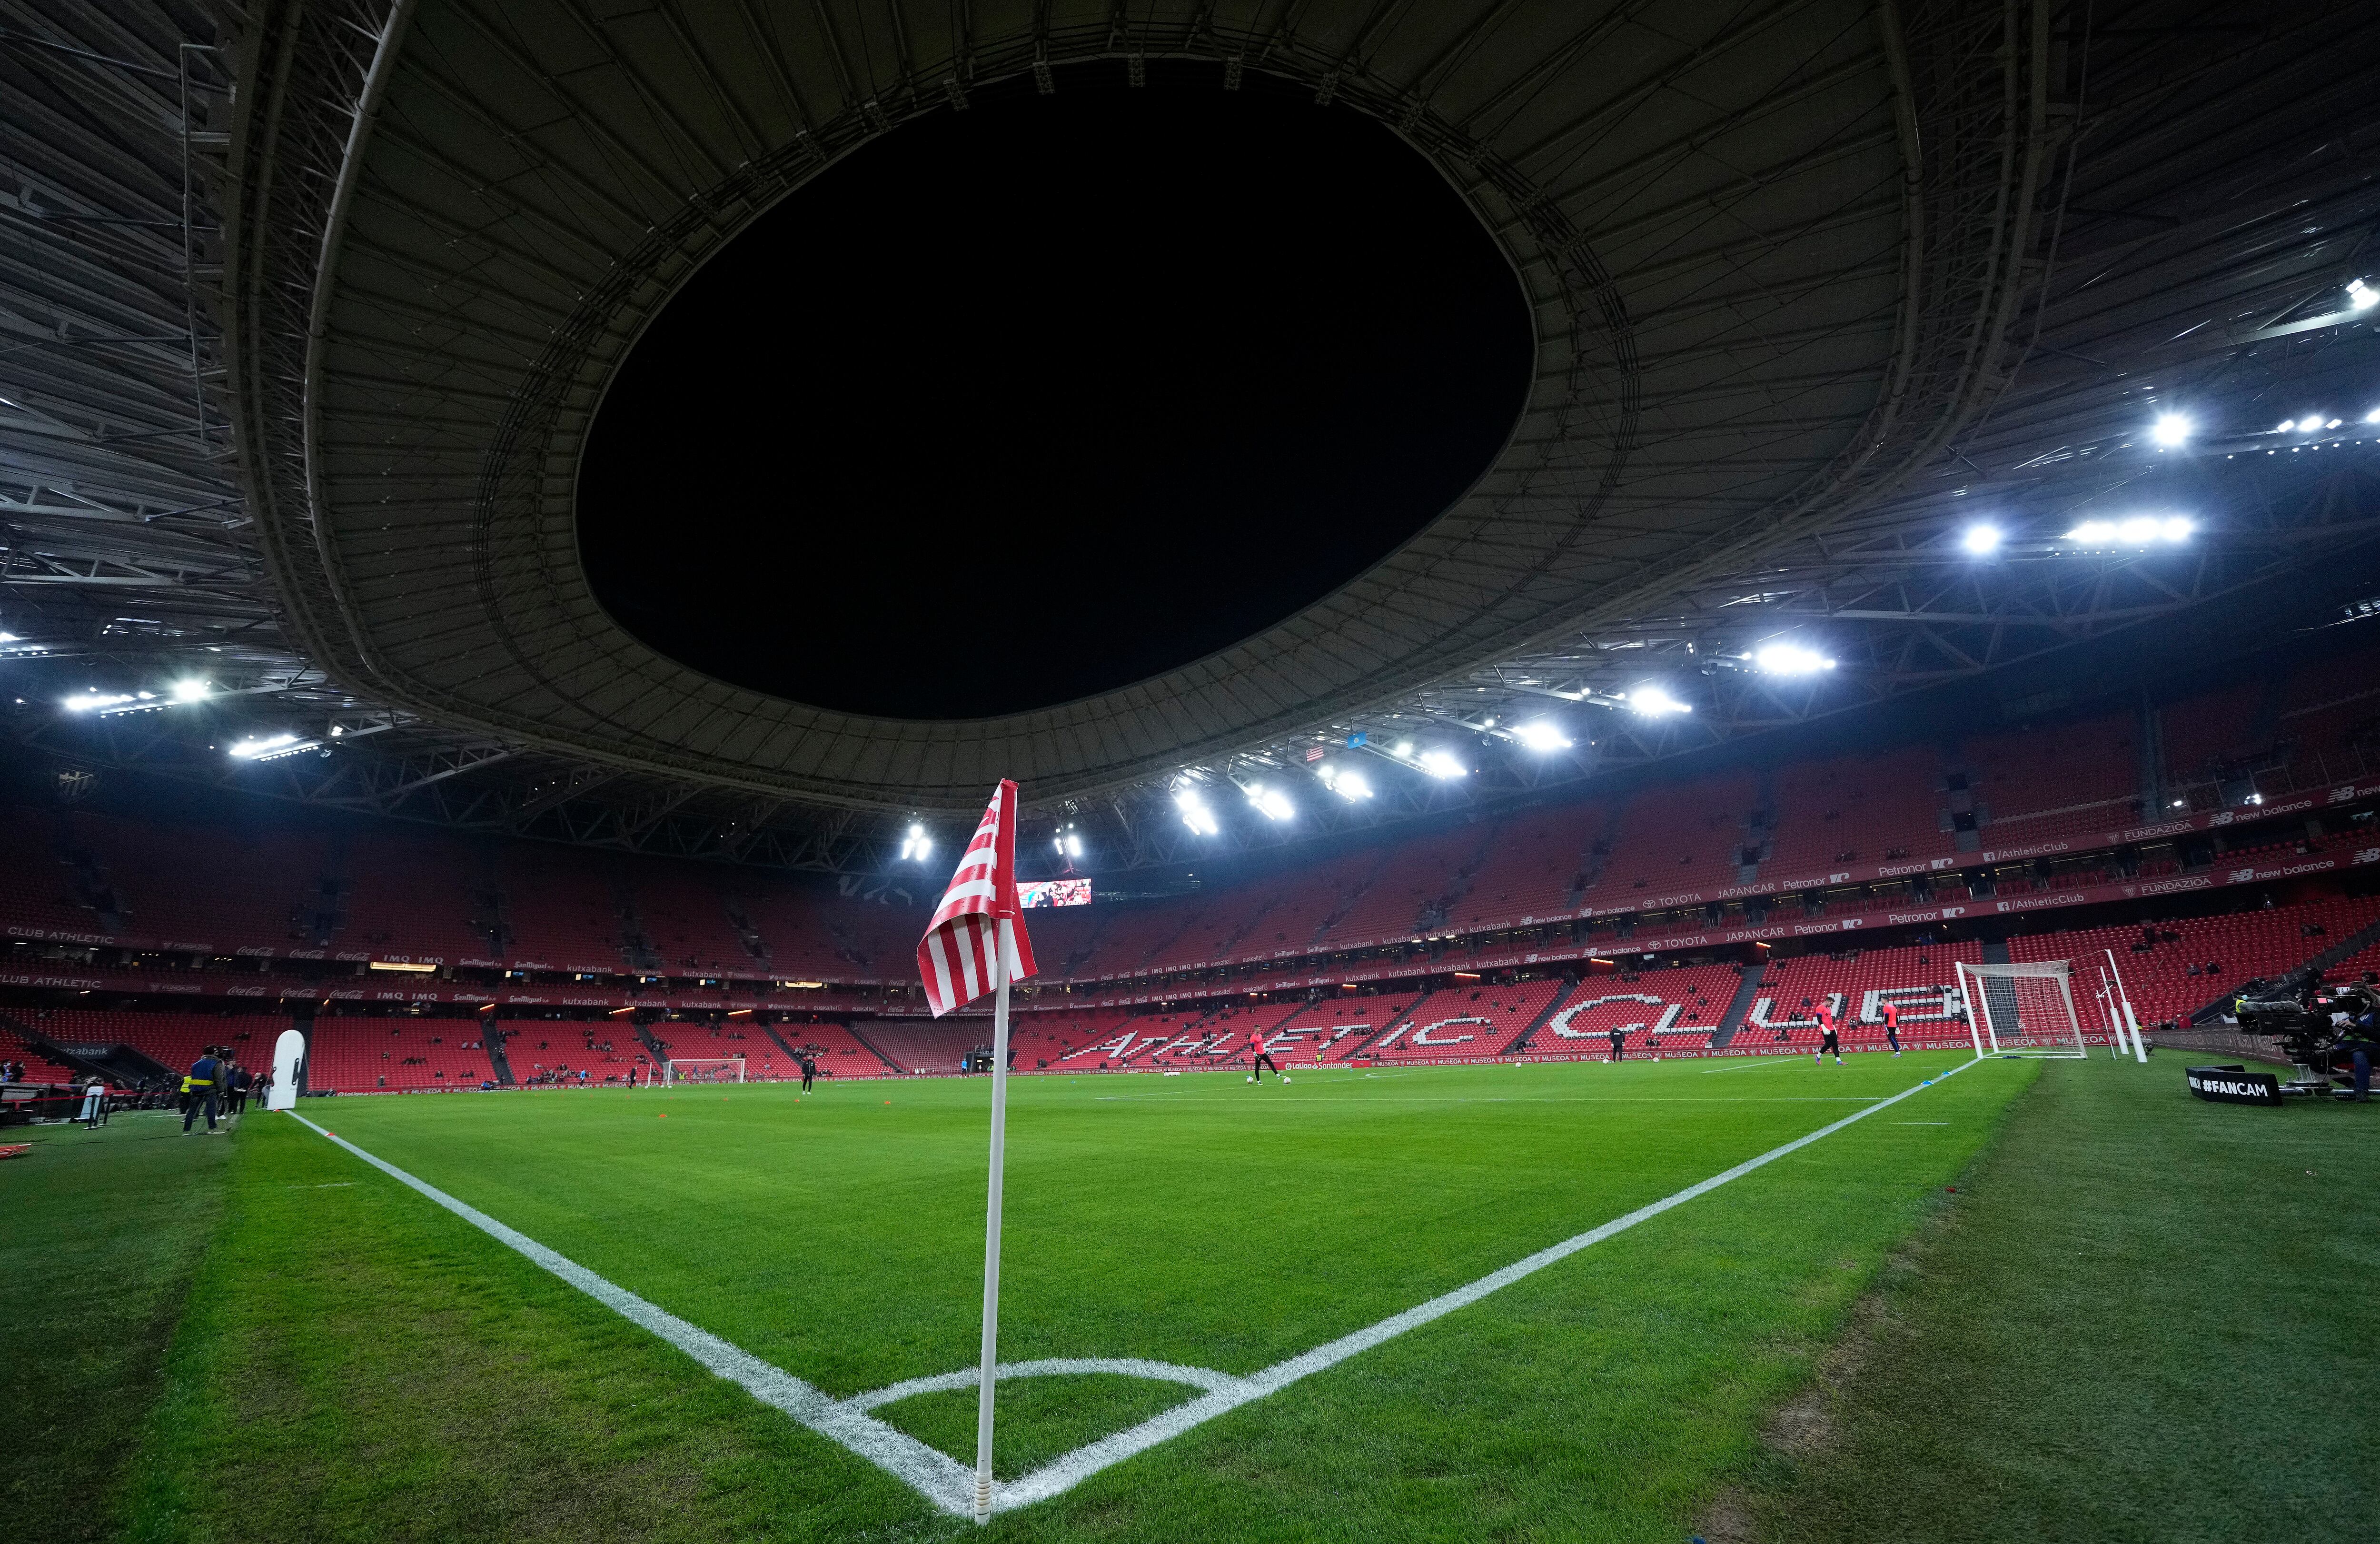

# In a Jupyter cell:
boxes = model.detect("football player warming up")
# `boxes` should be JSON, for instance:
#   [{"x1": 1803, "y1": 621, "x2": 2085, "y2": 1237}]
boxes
[{"x1": 1814, "y1": 998, "x2": 1842, "y2": 1065}]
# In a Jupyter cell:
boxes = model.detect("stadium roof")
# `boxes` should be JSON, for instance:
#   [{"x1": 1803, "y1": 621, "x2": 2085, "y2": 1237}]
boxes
[{"x1": 6, "y1": 0, "x2": 2380, "y2": 872}]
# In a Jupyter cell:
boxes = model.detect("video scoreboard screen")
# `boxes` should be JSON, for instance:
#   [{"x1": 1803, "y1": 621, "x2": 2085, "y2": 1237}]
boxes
[{"x1": 1018, "y1": 878, "x2": 1092, "y2": 908}]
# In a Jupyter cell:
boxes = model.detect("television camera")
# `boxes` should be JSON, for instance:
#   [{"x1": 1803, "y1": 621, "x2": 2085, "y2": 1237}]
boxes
[{"x1": 2228, "y1": 966, "x2": 2378, "y2": 1098}]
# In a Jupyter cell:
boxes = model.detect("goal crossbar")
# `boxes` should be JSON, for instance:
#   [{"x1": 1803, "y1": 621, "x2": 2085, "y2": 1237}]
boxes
[
  {"x1": 1954, "y1": 960, "x2": 2087, "y2": 1059},
  {"x1": 662, "y1": 1057, "x2": 746, "y2": 1085}
]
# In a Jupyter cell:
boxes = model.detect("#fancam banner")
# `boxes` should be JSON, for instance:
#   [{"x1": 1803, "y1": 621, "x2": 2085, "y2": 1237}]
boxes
[{"x1": 2185, "y1": 1065, "x2": 2282, "y2": 1105}]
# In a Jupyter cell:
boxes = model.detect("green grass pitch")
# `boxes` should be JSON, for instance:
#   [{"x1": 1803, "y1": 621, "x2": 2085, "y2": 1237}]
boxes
[
  {"x1": 14, "y1": 1052, "x2": 2377, "y2": 1542},
  {"x1": 110, "y1": 1052, "x2": 2031, "y2": 1540}
]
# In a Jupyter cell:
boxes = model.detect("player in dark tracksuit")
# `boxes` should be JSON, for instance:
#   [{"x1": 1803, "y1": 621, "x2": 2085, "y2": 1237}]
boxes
[
  {"x1": 1814, "y1": 1000, "x2": 1841, "y2": 1064},
  {"x1": 1608, "y1": 1026, "x2": 1625, "y2": 1062},
  {"x1": 1882, "y1": 1000, "x2": 1902, "y2": 1056},
  {"x1": 799, "y1": 1055, "x2": 816, "y2": 1092}
]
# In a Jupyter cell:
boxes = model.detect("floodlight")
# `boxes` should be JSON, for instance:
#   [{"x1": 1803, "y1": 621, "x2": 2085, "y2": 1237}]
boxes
[
  {"x1": 898, "y1": 822, "x2": 933, "y2": 862},
  {"x1": 2329, "y1": 418, "x2": 2343, "y2": 429},
  {"x1": 1065, "y1": 833, "x2": 1082, "y2": 857},
  {"x1": 228, "y1": 732, "x2": 301, "y2": 759},
  {"x1": 61, "y1": 691, "x2": 132, "y2": 712},
  {"x1": 170, "y1": 678, "x2": 210, "y2": 702},
  {"x1": 2277, "y1": 419, "x2": 2296, "y2": 432},
  {"x1": 2149, "y1": 413, "x2": 2192, "y2": 448},
  {"x1": 1329, "y1": 770, "x2": 1373, "y2": 801},
  {"x1": 1962, "y1": 524, "x2": 2003, "y2": 554},
  {"x1": 2297, "y1": 416, "x2": 2323, "y2": 433},
  {"x1": 1418, "y1": 749, "x2": 1467, "y2": 779},
  {"x1": 2368, "y1": 408, "x2": 2380, "y2": 423},
  {"x1": 1394, "y1": 740, "x2": 1414, "y2": 757},
  {"x1": 1751, "y1": 642, "x2": 1835, "y2": 676},
  {"x1": 1246, "y1": 784, "x2": 1294, "y2": 821},
  {"x1": 1175, "y1": 787, "x2": 1220, "y2": 837},
  {"x1": 1627, "y1": 686, "x2": 1691, "y2": 717},
  {"x1": 2065, "y1": 516, "x2": 2190, "y2": 546},
  {"x1": 2352, "y1": 278, "x2": 2378, "y2": 311},
  {"x1": 1512, "y1": 719, "x2": 1571, "y2": 752}
]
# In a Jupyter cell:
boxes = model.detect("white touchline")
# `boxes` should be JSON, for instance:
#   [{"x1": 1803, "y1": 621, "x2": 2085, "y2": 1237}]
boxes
[{"x1": 288, "y1": 1059, "x2": 1980, "y2": 1518}]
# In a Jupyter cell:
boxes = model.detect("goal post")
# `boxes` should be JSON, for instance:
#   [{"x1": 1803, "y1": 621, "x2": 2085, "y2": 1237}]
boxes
[
  {"x1": 662, "y1": 1057, "x2": 746, "y2": 1085},
  {"x1": 2102, "y1": 946, "x2": 2150, "y2": 1063},
  {"x1": 1955, "y1": 960, "x2": 2087, "y2": 1059}
]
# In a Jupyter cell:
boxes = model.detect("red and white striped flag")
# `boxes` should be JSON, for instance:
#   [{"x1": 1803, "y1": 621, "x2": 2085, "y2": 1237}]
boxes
[{"x1": 916, "y1": 779, "x2": 1039, "y2": 1017}]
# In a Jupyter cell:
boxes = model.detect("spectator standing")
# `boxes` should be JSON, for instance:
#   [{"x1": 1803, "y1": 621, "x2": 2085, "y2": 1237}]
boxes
[{"x1": 183, "y1": 1046, "x2": 225, "y2": 1135}]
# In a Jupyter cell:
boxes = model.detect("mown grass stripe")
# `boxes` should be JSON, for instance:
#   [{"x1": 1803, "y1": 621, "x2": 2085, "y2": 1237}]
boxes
[
  {"x1": 995, "y1": 1058, "x2": 1977, "y2": 1509},
  {"x1": 287, "y1": 1114, "x2": 981, "y2": 1514}
]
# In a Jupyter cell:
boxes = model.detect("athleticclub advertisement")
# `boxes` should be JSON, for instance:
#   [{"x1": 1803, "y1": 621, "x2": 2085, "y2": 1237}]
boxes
[{"x1": 1018, "y1": 878, "x2": 1092, "y2": 908}]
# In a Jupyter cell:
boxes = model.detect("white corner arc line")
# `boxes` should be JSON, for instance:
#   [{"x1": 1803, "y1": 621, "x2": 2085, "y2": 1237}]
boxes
[
  {"x1": 842, "y1": 1357, "x2": 1246, "y2": 1414},
  {"x1": 289, "y1": 1059, "x2": 1978, "y2": 1518}
]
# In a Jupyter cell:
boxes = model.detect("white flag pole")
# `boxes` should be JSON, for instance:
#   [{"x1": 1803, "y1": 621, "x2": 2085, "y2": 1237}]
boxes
[{"x1": 973, "y1": 916, "x2": 1016, "y2": 1524}]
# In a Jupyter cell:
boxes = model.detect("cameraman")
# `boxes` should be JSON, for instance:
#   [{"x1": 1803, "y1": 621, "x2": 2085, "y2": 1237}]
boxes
[{"x1": 2338, "y1": 974, "x2": 2379, "y2": 1103}]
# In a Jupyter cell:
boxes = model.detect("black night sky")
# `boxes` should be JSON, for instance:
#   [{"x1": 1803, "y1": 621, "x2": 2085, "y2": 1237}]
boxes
[{"x1": 578, "y1": 65, "x2": 1532, "y2": 720}]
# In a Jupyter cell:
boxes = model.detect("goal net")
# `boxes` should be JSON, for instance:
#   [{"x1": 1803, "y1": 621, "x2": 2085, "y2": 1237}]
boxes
[
  {"x1": 662, "y1": 1057, "x2": 745, "y2": 1085},
  {"x1": 1954, "y1": 961, "x2": 2086, "y2": 1059}
]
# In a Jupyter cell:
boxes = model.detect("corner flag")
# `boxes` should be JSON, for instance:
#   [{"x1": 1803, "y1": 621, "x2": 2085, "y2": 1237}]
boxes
[
  {"x1": 915, "y1": 780, "x2": 1038, "y2": 1523},
  {"x1": 916, "y1": 779, "x2": 1038, "y2": 1017}
]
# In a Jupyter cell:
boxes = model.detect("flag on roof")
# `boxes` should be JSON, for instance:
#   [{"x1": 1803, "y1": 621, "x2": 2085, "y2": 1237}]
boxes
[{"x1": 916, "y1": 779, "x2": 1039, "y2": 1018}]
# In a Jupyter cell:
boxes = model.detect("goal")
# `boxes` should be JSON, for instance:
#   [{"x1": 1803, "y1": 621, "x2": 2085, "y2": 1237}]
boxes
[
  {"x1": 1954, "y1": 960, "x2": 2086, "y2": 1059},
  {"x1": 662, "y1": 1057, "x2": 746, "y2": 1085}
]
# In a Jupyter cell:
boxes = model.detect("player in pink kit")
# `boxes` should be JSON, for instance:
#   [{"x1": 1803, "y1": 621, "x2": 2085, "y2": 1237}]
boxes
[
  {"x1": 1248, "y1": 1031, "x2": 1286, "y2": 1084},
  {"x1": 1814, "y1": 998, "x2": 1842, "y2": 1064}
]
